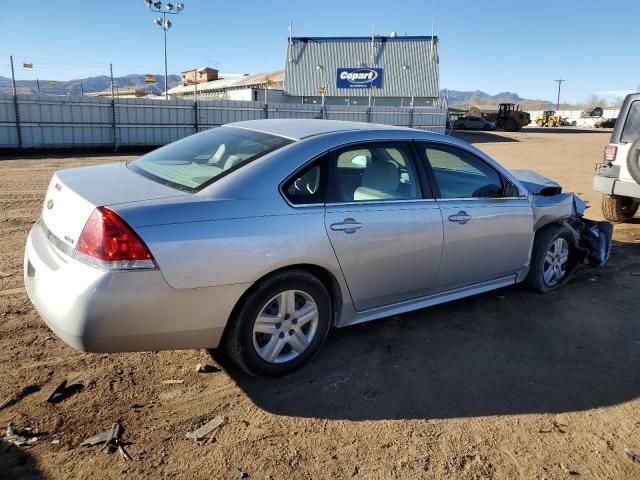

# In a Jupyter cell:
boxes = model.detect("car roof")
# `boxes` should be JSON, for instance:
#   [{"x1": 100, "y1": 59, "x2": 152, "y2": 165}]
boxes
[{"x1": 225, "y1": 119, "x2": 412, "y2": 140}]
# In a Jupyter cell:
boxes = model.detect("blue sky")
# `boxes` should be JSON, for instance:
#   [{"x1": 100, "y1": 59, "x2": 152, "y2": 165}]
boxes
[{"x1": 1, "y1": 0, "x2": 638, "y2": 102}]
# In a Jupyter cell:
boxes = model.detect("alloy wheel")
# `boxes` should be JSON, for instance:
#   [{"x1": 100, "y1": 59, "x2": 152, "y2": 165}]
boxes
[
  {"x1": 543, "y1": 237, "x2": 569, "y2": 287},
  {"x1": 252, "y1": 290, "x2": 319, "y2": 364}
]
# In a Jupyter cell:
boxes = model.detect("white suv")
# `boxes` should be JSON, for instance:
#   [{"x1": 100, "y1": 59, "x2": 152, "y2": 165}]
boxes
[{"x1": 593, "y1": 93, "x2": 640, "y2": 222}]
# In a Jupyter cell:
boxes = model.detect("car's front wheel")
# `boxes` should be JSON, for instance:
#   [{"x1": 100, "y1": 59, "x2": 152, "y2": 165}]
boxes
[
  {"x1": 526, "y1": 225, "x2": 575, "y2": 293},
  {"x1": 224, "y1": 270, "x2": 332, "y2": 377}
]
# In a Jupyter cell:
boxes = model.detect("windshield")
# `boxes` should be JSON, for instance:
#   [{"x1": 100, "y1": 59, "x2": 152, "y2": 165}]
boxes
[{"x1": 128, "y1": 127, "x2": 292, "y2": 192}]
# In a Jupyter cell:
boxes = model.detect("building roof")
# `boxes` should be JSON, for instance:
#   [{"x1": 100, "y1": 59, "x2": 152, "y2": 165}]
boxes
[
  {"x1": 180, "y1": 67, "x2": 218, "y2": 74},
  {"x1": 284, "y1": 35, "x2": 439, "y2": 98},
  {"x1": 168, "y1": 70, "x2": 284, "y2": 95},
  {"x1": 87, "y1": 88, "x2": 148, "y2": 97}
]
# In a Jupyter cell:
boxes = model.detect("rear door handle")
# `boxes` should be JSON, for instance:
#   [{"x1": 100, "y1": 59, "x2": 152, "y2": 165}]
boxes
[
  {"x1": 448, "y1": 211, "x2": 472, "y2": 225},
  {"x1": 330, "y1": 218, "x2": 362, "y2": 234}
]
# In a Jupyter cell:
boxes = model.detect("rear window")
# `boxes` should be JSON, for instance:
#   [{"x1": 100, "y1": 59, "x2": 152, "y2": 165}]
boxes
[
  {"x1": 621, "y1": 100, "x2": 640, "y2": 143},
  {"x1": 128, "y1": 127, "x2": 292, "y2": 192}
]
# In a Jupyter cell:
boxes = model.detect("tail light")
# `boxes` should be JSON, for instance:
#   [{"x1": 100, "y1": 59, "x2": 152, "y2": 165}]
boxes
[
  {"x1": 74, "y1": 207, "x2": 156, "y2": 270},
  {"x1": 604, "y1": 144, "x2": 617, "y2": 163}
]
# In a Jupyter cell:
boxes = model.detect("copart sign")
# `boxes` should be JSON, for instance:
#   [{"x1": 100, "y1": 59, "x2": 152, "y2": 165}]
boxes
[{"x1": 336, "y1": 68, "x2": 383, "y2": 89}]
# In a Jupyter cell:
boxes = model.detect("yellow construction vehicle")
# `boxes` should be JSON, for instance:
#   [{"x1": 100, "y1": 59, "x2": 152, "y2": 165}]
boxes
[{"x1": 534, "y1": 110, "x2": 563, "y2": 127}]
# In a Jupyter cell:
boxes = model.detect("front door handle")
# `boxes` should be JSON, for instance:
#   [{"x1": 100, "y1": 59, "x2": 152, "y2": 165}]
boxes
[
  {"x1": 448, "y1": 211, "x2": 472, "y2": 225},
  {"x1": 330, "y1": 218, "x2": 362, "y2": 234}
]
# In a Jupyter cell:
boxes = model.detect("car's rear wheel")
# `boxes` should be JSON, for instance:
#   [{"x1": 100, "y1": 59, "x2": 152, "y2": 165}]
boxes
[
  {"x1": 224, "y1": 270, "x2": 331, "y2": 377},
  {"x1": 526, "y1": 225, "x2": 574, "y2": 293},
  {"x1": 601, "y1": 194, "x2": 639, "y2": 222}
]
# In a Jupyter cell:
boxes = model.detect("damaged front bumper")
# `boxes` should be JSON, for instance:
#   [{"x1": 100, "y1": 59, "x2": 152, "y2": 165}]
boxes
[
  {"x1": 530, "y1": 191, "x2": 612, "y2": 268},
  {"x1": 512, "y1": 169, "x2": 614, "y2": 269}
]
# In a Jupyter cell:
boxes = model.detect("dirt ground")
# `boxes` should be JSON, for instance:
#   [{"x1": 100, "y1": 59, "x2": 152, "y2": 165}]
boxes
[{"x1": 1, "y1": 127, "x2": 640, "y2": 480}]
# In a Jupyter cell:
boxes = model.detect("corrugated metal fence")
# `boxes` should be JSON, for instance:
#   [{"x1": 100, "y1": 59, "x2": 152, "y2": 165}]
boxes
[{"x1": 0, "y1": 93, "x2": 447, "y2": 149}]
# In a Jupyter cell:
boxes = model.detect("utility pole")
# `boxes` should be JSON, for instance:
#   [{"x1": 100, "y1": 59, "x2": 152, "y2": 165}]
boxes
[
  {"x1": 163, "y1": 25, "x2": 168, "y2": 99},
  {"x1": 9, "y1": 55, "x2": 22, "y2": 148},
  {"x1": 10, "y1": 54, "x2": 16, "y2": 95},
  {"x1": 110, "y1": 63, "x2": 115, "y2": 99},
  {"x1": 555, "y1": 79, "x2": 565, "y2": 111},
  {"x1": 110, "y1": 63, "x2": 117, "y2": 150}
]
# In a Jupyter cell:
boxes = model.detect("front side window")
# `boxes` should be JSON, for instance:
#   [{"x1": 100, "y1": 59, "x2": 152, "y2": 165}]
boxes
[
  {"x1": 422, "y1": 144, "x2": 504, "y2": 199},
  {"x1": 332, "y1": 143, "x2": 421, "y2": 202},
  {"x1": 129, "y1": 127, "x2": 292, "y2": 192},
  {"x1": 621, "y1": 100, "x2": 640, "y2": 143}
]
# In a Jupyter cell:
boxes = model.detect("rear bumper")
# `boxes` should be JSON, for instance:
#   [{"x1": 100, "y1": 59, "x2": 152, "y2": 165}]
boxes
[
  {"x1": 593, "y1": 171, "x2": 640, "y2": 199},
  {"x1": 24, "y1": 221, "x2": 251, "y2": 352}
]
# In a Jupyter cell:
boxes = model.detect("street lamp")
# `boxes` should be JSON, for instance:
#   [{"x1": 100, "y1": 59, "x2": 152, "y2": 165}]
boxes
[{"x1": 143, "y1": 0, "x2": 185, "y2": 100}]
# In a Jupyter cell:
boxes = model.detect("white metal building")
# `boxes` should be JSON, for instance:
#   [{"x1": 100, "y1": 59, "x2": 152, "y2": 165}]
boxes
[{"x1": 284, "y1": 35, "x2": 440, "y2": 107}]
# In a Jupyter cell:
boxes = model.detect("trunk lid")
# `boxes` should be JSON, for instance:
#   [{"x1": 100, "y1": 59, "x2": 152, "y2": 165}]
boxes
[{"x1": 41, "y1": 162, "x2": 186, "y2": 251}]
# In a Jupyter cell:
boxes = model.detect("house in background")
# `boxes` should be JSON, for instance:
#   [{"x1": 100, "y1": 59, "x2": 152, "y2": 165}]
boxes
[{"x1": 181, "y1": 67, "x2": 219, "y2": 85}]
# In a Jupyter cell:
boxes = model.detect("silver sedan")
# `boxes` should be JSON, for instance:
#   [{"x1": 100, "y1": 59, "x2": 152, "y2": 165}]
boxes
[{"x1": 24, "y1": 120, "x2": 609, "y2": 376}]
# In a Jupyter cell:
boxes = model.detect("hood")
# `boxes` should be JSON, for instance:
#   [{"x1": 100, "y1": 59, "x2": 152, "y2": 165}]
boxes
[{"x1": 510, "y1": 169, "x2": 562, "y2": 196}]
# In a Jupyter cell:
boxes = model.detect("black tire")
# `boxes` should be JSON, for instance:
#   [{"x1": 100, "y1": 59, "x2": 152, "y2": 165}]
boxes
[
  {"x1": 627, "y1": 138, "x2": 640, "y2": 184},
  {"x1": 536, "y1": 120, "x2": 544, "y2": 127},
  {"x1": 224, "y1": 270, "x2": 332, "y2": 377},
  {"x1": 601, "y1": 194, "x2": 639, "y2": 222},
  {"x1": 504, "y1": 118, "x2": 517, "y2": 132},
  {"x1": 525, "y1": 224, "x2": 575, "y2": 293}
]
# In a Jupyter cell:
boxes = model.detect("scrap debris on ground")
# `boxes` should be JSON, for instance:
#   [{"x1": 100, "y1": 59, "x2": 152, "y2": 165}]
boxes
[
  {"x1": 185, "y1": 416, "x2": 224, "y2": 441},
  {"x1": 625, "y1": 448, "x2": 640, "y2": 465},
  {"x1": 81, "y1": 421, "x2": 132, "y2": 461}
]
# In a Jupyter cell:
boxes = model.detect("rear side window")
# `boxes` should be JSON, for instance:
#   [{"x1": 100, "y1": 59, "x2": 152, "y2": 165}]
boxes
[
  {"x1": 621, "y1": 101, "x2": 640, "y2": 143},
  {"x1": 283, "y1": 155, "x2": 327, "y2": 205},
  {"x1": 129, "y1": 127, "x2": 292, "y2": 192}
]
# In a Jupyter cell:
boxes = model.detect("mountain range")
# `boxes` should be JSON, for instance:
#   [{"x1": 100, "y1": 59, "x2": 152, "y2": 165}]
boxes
[
  {"x1": 444, "y1": 90, "x2": 550, "y2": 108},
  {"x1": 0, "y1": 74, "x2": 181, "y2": 96},
  {"x1": 0, "y1": 74, "x2": 550, "y2": 106}
]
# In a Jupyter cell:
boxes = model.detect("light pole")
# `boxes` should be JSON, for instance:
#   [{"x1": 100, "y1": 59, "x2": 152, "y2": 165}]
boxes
[{"x1": 143, "y1": 0, "x2": 185, "y2": 100}]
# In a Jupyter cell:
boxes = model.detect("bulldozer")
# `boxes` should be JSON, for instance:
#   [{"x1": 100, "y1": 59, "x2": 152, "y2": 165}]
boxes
[
  {"x1": 485, "y1": 103, "x2": 531, "y2": 131},
  {"x1": 534, "y1": 110, "x2": 563, "y2": 127},
  {"x1": 496, "y1": 103, "x2": 530, "y2": 131}
]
